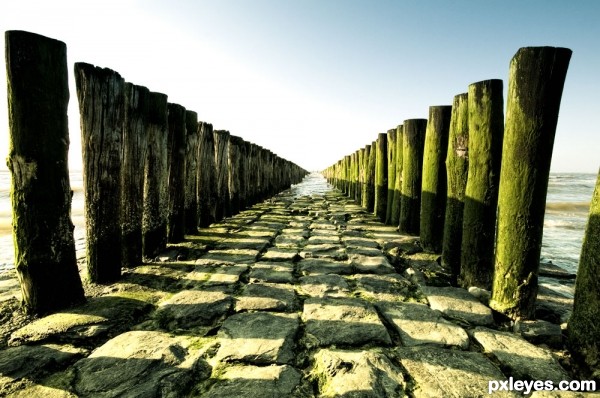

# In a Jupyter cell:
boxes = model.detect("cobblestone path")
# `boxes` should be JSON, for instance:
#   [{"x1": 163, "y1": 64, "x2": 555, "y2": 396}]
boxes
[{"x1": 0, "y1": 173, "x2": 577, "y2": 397}]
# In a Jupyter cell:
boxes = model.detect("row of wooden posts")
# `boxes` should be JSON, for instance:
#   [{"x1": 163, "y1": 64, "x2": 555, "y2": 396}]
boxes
[
  {"x1": 5, "y1": 30, "x2": 307, "y2": 314},
  {"x1": 325, "y1": 45, "x2": 600, "y2": 370}
]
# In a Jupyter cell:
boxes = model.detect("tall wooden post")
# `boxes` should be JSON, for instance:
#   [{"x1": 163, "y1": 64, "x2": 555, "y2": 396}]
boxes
[
  {"x1": 228, "y1": 135, "x2": 243, "y2": 215},
  {"x1": 442, "y1": 93, "x2": 469, "y2": 284},
  {"x1": 399, "y1": 119, "x2": 427, "y2": 235},
  {"x1": 142, "y1": 92, "x2": 169, "y2": 259},
  {"x1": 490, "y1": 47, "x2": 572, "y2": 319},
  {"x1": 374, "y1": 133, "x2": 388, "y2": 221},
  {"x1": 184, "y1": 111, "x2": 199, "y2": 234},
  {"x1": 358, "y1": 148, "x2": 365, "y2": 204},
  {"x1": 420, "y1": 106, "x2": 451, "y2": 252},
  {"x1": 75, "y1": 62, "x2": 124, "y2": 283},
  {"x1": 214, "y1": 130, "x2": 231, "y2": 220},
  {"x1": 390, "y1": 125, "x2": 403, "y2": 226},
  {"x1": 385, "y1": 128, "x2": 397, "y2": 225},
  {"x1": 365, "y1": 142, "x2": 376, "y2": 212},
  {"x1": 197, "y1": 122, "x2": 217, "y2": 228},
  {"x1": 6, "y1": 30, "x2": 84, "y2": 313},
  {"x1": 166, "y1": 103, "x2": 187, "y2": 243},
  {"x1": 568, "y1": 169, "x2": 600, "y2": 371},
  {"x1": 460, "y1": 79, "x2": 504, "y2": 289},
  {"x1": 121, "y1": 83, "x2": 149, "y2": 268},
  {"x1": 353, "y1": 149, "x2": 361, "y2": 203},
  {"x1": 361, "y1": 144, "x2": 372, "y2": 210}
]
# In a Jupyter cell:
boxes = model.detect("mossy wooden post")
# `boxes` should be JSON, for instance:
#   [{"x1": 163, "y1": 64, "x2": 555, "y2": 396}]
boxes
[
  {"x1": 184, "y1": 111, "x2": 199, "y2": 234},
  {"x1": 442, "y1": 93, "x2": 469, "y2": 284},
  {"x1": 214, "y1": 130, "x2": 231, "y2": 220},
  {"x1": 490, "y1": 47, "x2": 572, "y2": 319},
  {"x1": 385, "y1": 129, "x2": 397, "y2": 224},
  {"x1": 241, "y1": 141, "x2": 251, "y2": 209},
  {"x1": 197, "y1": 122, "x2": 217, "y2": 228},
  {"x1": 353, "y1": 149, "x2": 361, "y2": 203},
  {"x1": 228, "y1": 135, "x2": 243, "y2": 215},
  {"x1": 568, "y1": 169, "x2": 600, "y2": 371},
  {"x1": 460, "y1": 80, "x2": 504, "y2": 289},
  {"x1": 121, "y1": 83, "x2": 149, "y2": 268},
  {"x1": 374, "y1": 133, "x2": 388, "y2": 221},
  {"x1": 364, "y1": 143, "x2": 376, "y2": 212},
  {"x1": 142, "y1": 92, "x2": 168, "y2": 259},
  {"x1": 166, "y1": 103, "x2": 186, "y2": 243},
  {"x1": 390, "y1": 125, "x2": 404, "y2": 226},
  {"x1": 399, "y1": 119, "x2": 427, "y2": 235},
  {"x1": 6, "y1": 30, "x2": 84, "y2": 313},
  {"x1": 247, "y1": 143, "x2": 259, "y2": 205},
  {"x1": 75, "y1": 62, "x2": 124, "y2": 283},
  {"x1": 420, "y1": 106, "x2": 451, "y2": 252},
  {"x1": 357, "y1": 148, "x2": 365, "y2": 204}
]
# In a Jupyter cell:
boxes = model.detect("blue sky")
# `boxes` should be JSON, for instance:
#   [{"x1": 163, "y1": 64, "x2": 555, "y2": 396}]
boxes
[{"x1": 1, "y1": 0, "x2": 599, "y2": 172}]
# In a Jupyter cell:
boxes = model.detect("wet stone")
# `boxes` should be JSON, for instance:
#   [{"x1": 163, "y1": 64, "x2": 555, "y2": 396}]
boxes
[
  {"x1": 274, "y1": 234, "x2": 307, "y2": 248},
  {"x1": 155, "y1": 290, "x2": 232, "y2": 330},
  {"x1": 422, "y1": 286, "x2": 494, "y2": 326},
  {"x1": 298, "y1": 274, "x2": 351, "y2": 298},
  {"x1": 307, "y1": 235, "x2": 340, "y2": 245},
  {"x1": 299, "y1": 244, "x2": 347, "y2": 261},
  {"x1": 302, "y1": 297, "x2": 392, "y2": 347},
  {"x1": 513, "y1": 319, "x2": 563, "y2": 348},
  {"x1": 311, "y1": 348, "x2": 405, "y2": 397},
  {"x1": 377, "y1": 301, "x2": 469, "y2": 349},
  {"x1": 281, "y1": 228, "x2": 310, "y2": 238},
  {"x1": 260, "y1": 247, "x2": 299, "y2": 262},
  {"x1": 235, "y1": 282, "x2": 297, "y2": 312},
  {"x1": 191, "y1": 264, "x2": 249, "y2": 287},
  {"x1": 309, "y1": 222, "x2": 337, "y2": 230},
  {"x1": 353, "y1": 274, "x2": 414, "y2": 302},
  {"x1": 214, "y1": 237, "x2": 270, "y2": 252},
  {"x1": 199, "y1": 249, "x2": 259, "y2": 264},
  {"x1": 215, "y1": 312, "x2": 299, "y2": 365},
  {"x1": 199, "y1": 364, "x2": 302, "y2": 398},
  {"x1": 394, "y1": 347, "x2": 518, "y2": 398},
  {"x1": 348, "y1": 254, "x2": 395, "y2": 274},
  {"x1": 298, "y1": 258, "x2": 353, "y2": 275},
  {"x1": 472, "y1": 327, "x2": 569, "y2": 383},
  {"x1": 248, "y1": 262, "x2": 295, "y2": 284}
]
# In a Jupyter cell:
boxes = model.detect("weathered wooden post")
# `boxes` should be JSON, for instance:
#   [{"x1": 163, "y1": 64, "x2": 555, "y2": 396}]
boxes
[
  {"x1": 420, "y1": 106, "x2": 451, "y2": 252},
  {"x1": 6, "y1": 30, "x2": 85, "y2": 313},
  {"x1": 228, "y1": 135, "x2": 243, "y2": 215},
  {"x1": 374, "y1": 133, "x2": 388, "y2": 221},
  {"x1": 357, "y1": 147, "x2": 365, "y2": 204},
  {"x1": 184, "y1": 111, "x2": 199, "y2": 234},
  {"x1": 214, "y1": 130, "x2": 231, "y2": 220},
  {"x1": 75, "y1": 62, "x2": 124, "y2": 283},
  {"x1": 490, "y1": 47, "x2": 572, "y2": 319},
  {"x1": 385, "y1": 128, "x2": 397, "y2": 224},
  {"x1": 365, "y1": 143, "x2": 376, "y2": 212},
  {"x1": 142, "y1": 91, "x2": 168, "y2": 259},
  {"x1": 442, "y1": 93, "x2": 469, "y2": 284},
  {"x1": 399, "y1": 119, "x2": 427, "y2": 235},
  {"x1": 166, "y1": 103, "x2": 187, "y2": 243},
  {"x1": 121, "y1": 83, "x2": 149, "y2": 268},
  {"x1": 390, "y1": 125, "x2": 403, "y2": 226},
  {"x1": 361, "y1": 145, "x2": 371, "y2": 209},
  {"x1": 197, "y1": 122, "x2": 217, "y2": 228},
  {"x1": 460, "y1": 79, "x2": 504, "y2": 289},
  {"x1": 568, "y1": 169, "x2": 600, "y2": 371},
  {"x1": 353, "y1": 149, "x2": 361, "y2": 203},
  {"x1": 241, "y1": 141, "x2": 251, "y2": 209}
]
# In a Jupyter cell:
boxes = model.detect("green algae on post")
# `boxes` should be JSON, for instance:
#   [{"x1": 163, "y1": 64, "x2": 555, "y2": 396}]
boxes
[
  {"x1": 166, "y1": 102, "x2": 187, "y2": 243},
  {"x1": 374, "y1": 133, "x2": 388, "y2": 222},
  {"x1": 490, "y1": 46, "x2": 572, "y2": 320},
  {"x1": 390, "y1": 125, "x2": 404, "y2": 226},
  {"x1": 6, "y1": 30, "x2": 84, "y2": 313},
  {"x1": 420, "y1": 106, "x2": 451, "y2": 253},
  {"x1": 441, "y1": 93, "x2": 469, "y2": 284},
  {"x1": 460, "y1": 79, "x2": 504, "y2": 290},
  {"x1": 184, "y1": 110, "x2": 199, "y2": 234},
  {"x1": 399, "y1": 119, "x2": 427, "y2": 235},
  {"x1": 385, "y1": 129, "x2": 397, "y2": 225}
]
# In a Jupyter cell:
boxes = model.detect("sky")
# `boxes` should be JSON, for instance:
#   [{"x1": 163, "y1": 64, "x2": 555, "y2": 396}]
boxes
[{"x1": 1, "y1": 0, "x2": 599, "y2": 172}]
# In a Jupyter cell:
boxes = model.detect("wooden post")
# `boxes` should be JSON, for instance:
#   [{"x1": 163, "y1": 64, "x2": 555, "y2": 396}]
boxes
[
  {"x1": 353, "y1": 149, "x2": 361, "y2": 203},
  {"x1": 228, "y1": 135, "x2": 243, "y2": 215},
  {"x1": 460, "y1": 79, "x2": 504, "y2": 289},
  {"x1": 365, "y1": 142, "x2": 376, "y2": 212},
  {"x1": 390, "y1": 125, "x2": 403, "y2": 226},
  {"x1": 420, "y1": 106, "x2": 451, "y2": 252},
  {"x1": 197, "y1": 122, "x2": 217, "y2": 228},
  {"x1": 442, "y1": 93, "x2": 469, "y2": 284},
  {"x1": 357, "y1": 148, "x2": 365, "y2": 204},
  {"x1": 142, "y1": 91, "x2": 168, "y2": 259},
  {"x1": 490, "y1": 47, "x2": 572, "y2": 319},
  {"x1": 241, "y1": 141, "x2": 251, "y2": 209},
  {"x1": 121, "y1": 83, "x2": 149, "y2": 268},
  {"x1": 385, "y1": 128, "x2": 397, "y2": 224},
  {"x1": 399, "y1": 119, "x2": 427, "y2": 235},
  {"x1": 6, "y1": 30, "x2": 84, "y2": 313},
  {"x1": 75, "y1": 62, "x2": 124, "y2": 283},
  {"x1": 374, "y1": 133, "x2": 388, "y2": 221},
  {"x1": 568, "y1": 169, "x2": 600, "y2": 371},
  {"x1": 184, "y1": 111, "x2": 199, "y2": 234},
  {"x1": 214, "y1": 130, "x2": 231, "y2": 220},
  {"x1": 166, "y1": 103, "x2": 187, "y2": 243}
]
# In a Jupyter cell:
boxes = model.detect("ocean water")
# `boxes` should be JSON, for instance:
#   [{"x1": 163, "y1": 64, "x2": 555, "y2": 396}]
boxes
[{"x1": 0, "y1": 170, "x2": 596, "y2": 275}]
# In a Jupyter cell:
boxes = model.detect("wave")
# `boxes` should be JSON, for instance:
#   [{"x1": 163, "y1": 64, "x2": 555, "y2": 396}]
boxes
[{"x1": 545, "y1": 201, "x2": 590, "y2": 213}]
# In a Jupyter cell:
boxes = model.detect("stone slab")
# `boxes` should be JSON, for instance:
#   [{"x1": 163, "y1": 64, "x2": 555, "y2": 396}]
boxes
[
  {"x1": 348, "y1": 254, "x2": 395, "y2": 274},
  {"x1": 377, "y1": 302, "x2": 469, "y2": 349},
  {"x1": 298, "y1": 274, "x2": 351, "y2": 298},
  {"x1": 235, "y1": 282, "x2": 297, "y2": 312},
  {"x1": 298, "y1": 258, "x2": 353, "y2": 275},
  {"x1": 248, "y1": 262, "x2": 295, "y2": 284},
  {"x1": 155, "y1": 290, "x2": 232, "y2": 330},
  {"x1": 353, "y1": 273, "x2": 414, "y2": 302},
  {"x1": 299, "y1": 244, "x2": 347, "y2": 261},
  {"x1": 422, "y1": 286, "x2": 494, "y2": 326},
  {"x1": 302, "y1": 297, "x2": 391, "y2": 347},
  {"x1": 259, "y1": 248, "x2": 299, "y2": 262}
]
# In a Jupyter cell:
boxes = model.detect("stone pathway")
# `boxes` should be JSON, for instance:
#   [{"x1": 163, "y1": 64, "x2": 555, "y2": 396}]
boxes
[{"x1": 0, "y1": 173, "x2": 588, "y2": 397}]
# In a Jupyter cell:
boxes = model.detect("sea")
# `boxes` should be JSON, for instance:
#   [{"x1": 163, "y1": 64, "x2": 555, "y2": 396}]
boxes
[{"x1": 0, "y1": 170, "x2": 597, "y2": 281}]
